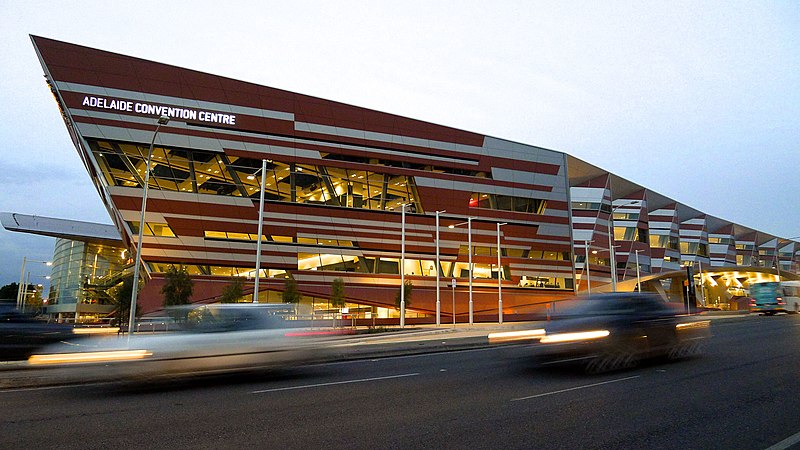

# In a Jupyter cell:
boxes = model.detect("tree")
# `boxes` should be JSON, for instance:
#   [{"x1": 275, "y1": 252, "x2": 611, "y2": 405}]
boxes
[
  {"x1": 161, "y1": 265, "x2": 194, "y2": 322},
  {"x1": 0, "y1": 283, "x2": 19, "y2": 300},
  {"x1": 330, "y1": 277, "x2": 346, "y2": 328},
  {"x1": 330, "y1": 278, "x2": 346, "y2": 308},
  {"x1": 114, "y1": 276, "x2": 139, "y2": 327},
  {"x1": 394, "y1": 280, "x2": 413, "y2": 309},
  {"x1": 219, "y1": 277, "x2": 244, "y2": 303},
  {"x1": 282, "y1": 277, "x2": 302, "y2": 304}
]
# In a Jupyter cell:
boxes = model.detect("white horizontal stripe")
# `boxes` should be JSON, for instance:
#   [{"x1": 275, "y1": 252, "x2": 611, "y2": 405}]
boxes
[
  {"x1": 252, "y1": 372, "x2": 420, "y2": 394},
  {"x1": 511, "y1": 375, "x2": 640, "y2": 401}
]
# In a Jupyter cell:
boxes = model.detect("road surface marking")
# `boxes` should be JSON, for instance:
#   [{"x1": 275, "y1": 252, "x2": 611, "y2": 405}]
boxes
[
  {"x1": 251, "y1": 372, "x2": 420, "y2": 394},
  {"x1": 511, "y1": 375, "x2": 641, "y2": 402},
  {"x1": 765, "y1": 429, "x2": 800, "y2": 450},
  {"x1": 0, "y1": 381, "x2": 112, "y2": 394}
]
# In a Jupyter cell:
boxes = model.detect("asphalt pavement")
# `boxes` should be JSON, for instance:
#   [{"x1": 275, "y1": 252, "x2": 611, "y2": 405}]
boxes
[
  {"x1": 0, "y1": 313, "x2": 746, "y2": 390},
  {"x1": 1, "y1": 312, "x2": 796, "y2": 450}
]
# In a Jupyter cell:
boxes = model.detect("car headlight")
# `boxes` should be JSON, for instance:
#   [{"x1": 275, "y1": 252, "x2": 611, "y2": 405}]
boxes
[
  {"x1": 488, "y1": 329, "x2": 545, "y2": 344},
  {"x1": 539, "y1": 330, "x2": 610, "y2": 344},
  {"x1": 28, "y1": 349, "x2": 153, "y2": 365}
]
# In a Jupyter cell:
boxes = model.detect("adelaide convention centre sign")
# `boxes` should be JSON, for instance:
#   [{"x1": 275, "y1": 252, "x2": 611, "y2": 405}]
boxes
[{"x1": 82, "y1": 95, "x2": 237, "y2": 125}]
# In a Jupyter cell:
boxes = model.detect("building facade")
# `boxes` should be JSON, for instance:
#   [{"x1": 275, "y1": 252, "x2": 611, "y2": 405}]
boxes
[{"x1": 30, "y1": 36, "x2": 800, "y2": 320}]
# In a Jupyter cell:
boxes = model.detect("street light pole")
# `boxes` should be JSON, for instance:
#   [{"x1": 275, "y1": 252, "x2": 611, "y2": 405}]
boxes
[
  {"x1": 17, "y1": 257, "x2": 52, "y2": 311},
  {"x1": 608, "y1": 200, "x2": 639, "y2": 292},
  {"x1": 435, "y1": 210, "x2": 445, "y2": 326},
  {"x1": 468, "y1": 217, "x2": 473, "y2": 325},
  {"x1": 16, "y1": 256, "x2": 27, "y2": 310},
  {"x1": 497, "y1": 222, "x2": 507, "y2": 324},
  {"x1": 252, "y1": 159, "x2": 267, "y2": 303},
  {"x1": 129, "y1": 114, "x2": 170, "y2": 338},
  {"x1": 400, "y1": 203, "x2": 407, "y2": 328},
  {"x1": 584, "y1": 240, "x2": 592, "y2": 294},
  {"x1": 635, "y1": 249, "x2": 641, "y2": 292},
  {"x1": 448, "y1": 218, "x2": 474, "y2": 324}
]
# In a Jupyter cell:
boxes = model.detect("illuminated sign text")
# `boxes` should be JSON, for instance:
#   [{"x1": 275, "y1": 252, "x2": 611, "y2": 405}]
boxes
[{"x1": 81, "y1": 96, "x2": 237, "y2": 125}]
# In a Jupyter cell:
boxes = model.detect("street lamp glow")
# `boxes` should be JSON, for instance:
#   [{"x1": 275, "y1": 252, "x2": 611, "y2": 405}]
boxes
[{"x1": 129, "y1": 114, "x2": 170, "y2": 338}]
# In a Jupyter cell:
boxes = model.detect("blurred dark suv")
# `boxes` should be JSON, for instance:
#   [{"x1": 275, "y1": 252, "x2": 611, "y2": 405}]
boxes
[
  {"x1": 0, "y1": 305, "x2": 74, "y2": 361},
  {"x1": 536, "y1": 293, "x2": 711, "y2": 373}
]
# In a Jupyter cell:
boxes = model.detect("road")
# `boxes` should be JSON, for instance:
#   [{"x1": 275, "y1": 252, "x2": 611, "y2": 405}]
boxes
[{"x1": 2, "y1": 314, "x2": 800, "y2": 449}]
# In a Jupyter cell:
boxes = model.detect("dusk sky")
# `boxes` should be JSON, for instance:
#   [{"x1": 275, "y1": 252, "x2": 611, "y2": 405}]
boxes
[{"x1": 1, "y1": 1, "x2": 798, "y2": 287}]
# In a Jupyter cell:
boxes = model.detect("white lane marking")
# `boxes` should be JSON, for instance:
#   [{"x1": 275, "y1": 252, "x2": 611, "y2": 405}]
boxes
[
  {"x1": 251, "y1": 372, "x2": 420, "y2": 394},
  {"x1": 0, "y1": 381, "x2": 113, "y2": 394},
  {"x1": 765, "y1": 429, "x2": 800, "y2": 450},
  {"x1": 511, "y1": 375, "x2": 641, "y2": 402}
]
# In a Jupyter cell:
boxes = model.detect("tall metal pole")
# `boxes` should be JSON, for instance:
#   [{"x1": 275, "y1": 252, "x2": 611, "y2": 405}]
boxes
[
  {"x1": 400, "y1": 204, "x2": 406, "y2": 328},
  {"x1": 584, "y1": 240, "x2": 591, "y2": 294},
  {"x1": 497, "y1": 222, "x2": 507, "y2": 324},
  {"x1": 452, "y1": 281, "x2": 456, "y2": 328},
  {"x1": 21, "y1": 271, "x2": 31, "y2": 313},
  {"x1": 435, "y1": 210, "x2": 445, "y2": 326},
  {"x1": 253, "y1": 158, "x2": 267, "y2": 303},
  {"x1": 635, "y1": 249, "x2": 641, "y2": 292},
  {"x1": 16, "y1": 256, "x2": 26, "y2": 310},
  {"x1": 129, "y1": 115, "x2": 169, "y2": 339},
  {"x1": 468, "y1": 217, "x2": 473, "y2": 325},
  {"x1": 608, "y1": 222, "x2": 617, "y2": 292},
  {"x1": 698, "y1": 259, "x2": 705, "y2": 305}
]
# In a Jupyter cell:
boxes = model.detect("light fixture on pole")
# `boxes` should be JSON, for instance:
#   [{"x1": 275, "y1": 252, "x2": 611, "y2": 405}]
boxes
[
  {"x1": 435, "y1": 210, "x2": 446, "y2": 327},
  {"x1": 496, "y1": 222, "x2": 507, "y2": 324},
  {"x1": 16, "y1": 257, "x2": 52, "y2": 311},
  {"x1": 634, "y1": 249, "x2": 642, "y2": 292},
  {"x1": 584, "y1": 240, "x2": 592, "y2": 295},
  {"x1": 449, "y1": 217, "x2": 473, "y2": 325},
  {"x1": 400, "y1": 203, "x2": 408, "y2": 328},
  {"x1": 129, "y1": 114, "x2": 170, "y2": 338},
  {"x1": 608, "y1": 200, "x2": 639, "y2": 292},
  {"x1": 247, "y1": 159, "x2": 268, "y2": 302}
]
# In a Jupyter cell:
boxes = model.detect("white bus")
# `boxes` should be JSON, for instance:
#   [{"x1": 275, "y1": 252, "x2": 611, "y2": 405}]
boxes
[{"x1": 749, "y1": 281, "x2": 800, "y2": 315}]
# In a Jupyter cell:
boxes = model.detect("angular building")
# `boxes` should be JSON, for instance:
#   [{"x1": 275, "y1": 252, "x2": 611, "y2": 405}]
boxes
[{"x1": 28, "y1": 36, "x2": 799, "y2": 321}]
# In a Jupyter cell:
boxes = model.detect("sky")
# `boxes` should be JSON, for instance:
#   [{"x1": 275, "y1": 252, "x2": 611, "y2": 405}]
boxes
[{"x1": 1, "y1": 0, "x2": 798, "y2": 287}]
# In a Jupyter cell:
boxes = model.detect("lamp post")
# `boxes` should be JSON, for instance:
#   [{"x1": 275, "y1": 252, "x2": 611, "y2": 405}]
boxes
[
  {"x1": 608, "y1": 200, "x2": 639, "y2": 292},
  {"x1": 634, "y1": 249, "x2": 642, "y2": 292},
  {"x1": 129, "y1": 114, "x2": 170, "y2": 337},
  {"x1": 497, "y1": 222, "x2": 507, "y2": 324},
  {"x1": 16, "y1": 257, "x2": 52, "y2": 310},
  {"x1": 247, "y1": 159, "x2": 268, "y2": 302},
  {"x1": 584, "y1": 240, "x2": 592, "y2": 294},
  {"x1": 449, "y1": 218, "x2": 473, "y2": 324},
  {"x1": 400, "y1": 203, "x2": 408, "y2": 328},
  {"x1": 435, "y1": 210, "x2": 446, "y2": 326}
]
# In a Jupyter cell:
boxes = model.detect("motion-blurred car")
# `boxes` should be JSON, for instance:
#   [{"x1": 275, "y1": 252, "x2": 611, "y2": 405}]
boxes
[
  {"x1": 0, "y1": 304, "x2": 75, "y2": 361},
  {"x1": 28, "y1": 304, "x2": 340, "y2": 381},
  {"x1": 534, "y1": 293, "x2": 710, "y2": 373}
]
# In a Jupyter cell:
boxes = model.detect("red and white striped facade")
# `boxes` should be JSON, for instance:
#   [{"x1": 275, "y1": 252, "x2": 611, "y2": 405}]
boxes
[
  {"x1": 32, "y1": 36, "x2": 800, "y2": 316},
  {"x1": 32, "y1": 36, "x2": 575, "y2": 316}
]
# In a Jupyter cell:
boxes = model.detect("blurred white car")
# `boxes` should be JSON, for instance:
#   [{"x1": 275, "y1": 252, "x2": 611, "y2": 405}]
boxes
[{"x1": 29, "y1": 304, "x2": 341, "y2": 381}]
